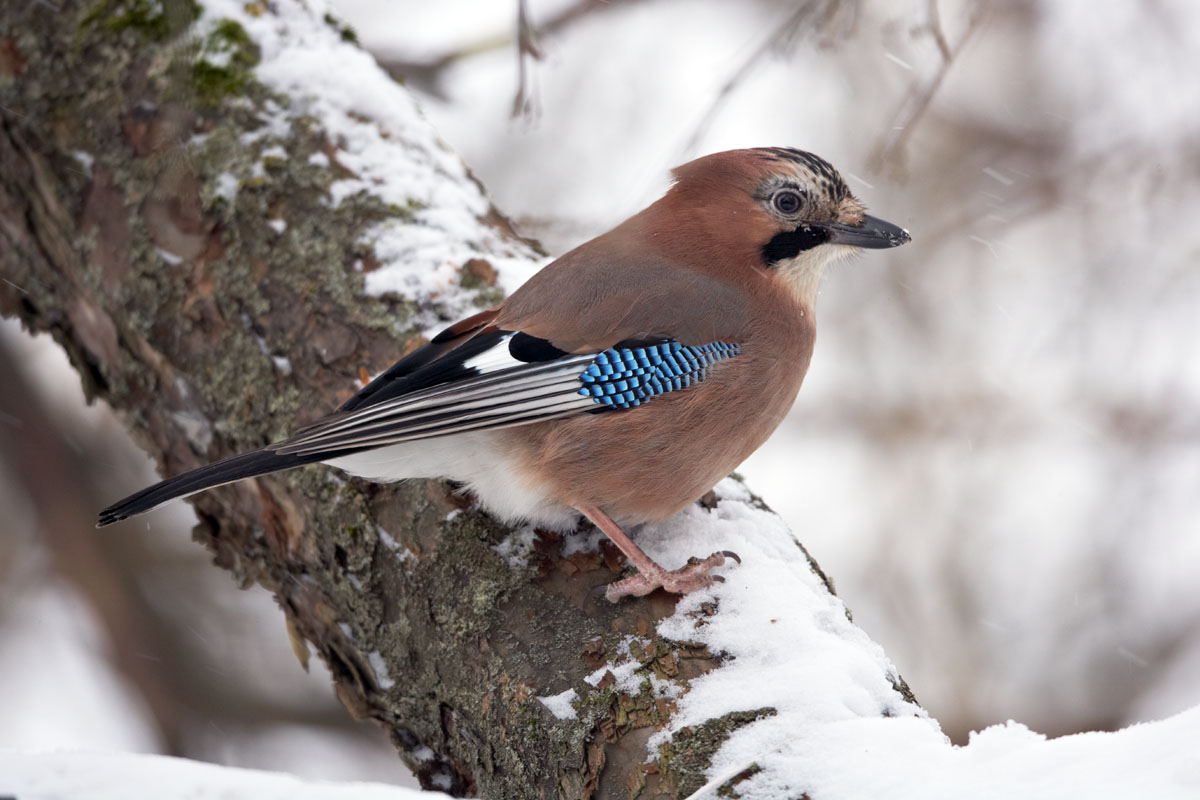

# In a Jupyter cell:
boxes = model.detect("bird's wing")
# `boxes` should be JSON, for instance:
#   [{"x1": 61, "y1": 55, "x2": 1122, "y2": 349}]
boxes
[
  {"x1": 273, "y1": 324, "x2": 741, "y2": 458},
  {"x1": 277, "y1": 242, "x2": 755, "y2": 458}
]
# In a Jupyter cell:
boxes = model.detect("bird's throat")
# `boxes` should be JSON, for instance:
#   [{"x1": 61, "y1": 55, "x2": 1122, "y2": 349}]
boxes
[{"x1": 773, "y1": 245, "x2": 855, "y2": 308}]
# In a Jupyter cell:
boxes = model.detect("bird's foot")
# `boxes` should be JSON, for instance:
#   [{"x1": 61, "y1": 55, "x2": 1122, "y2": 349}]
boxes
[{"x1": 603, "y1": 550, "x2": 740, "y2": 603}]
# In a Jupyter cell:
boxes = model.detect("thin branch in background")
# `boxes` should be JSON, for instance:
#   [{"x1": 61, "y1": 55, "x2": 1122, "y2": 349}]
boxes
[
  {"x1": 868, "y1": 0, "x2": 985, "y2": 175},
  {"x1": 374, "y1": 0, "x2": 643, "y2": 104},
  {"x1": 511, "y1": 0, "x2": 542, "y2": 120},
  {"x1": 681, "y1": 0, "x2": 854, "y2": 157},
  {"x1": 927, "y1": 0, "x2": 953, "y2": 63}
]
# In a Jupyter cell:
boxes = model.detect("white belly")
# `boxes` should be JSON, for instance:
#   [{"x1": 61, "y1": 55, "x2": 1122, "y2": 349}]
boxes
[{"x1": 324, "y1": 431, "x2": 579, "y2": 530}]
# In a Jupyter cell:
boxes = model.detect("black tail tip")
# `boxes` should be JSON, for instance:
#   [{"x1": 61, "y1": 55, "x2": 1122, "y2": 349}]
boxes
[
  {"x1": 93, "y1": 448, "x2": 318, "y2": 530},
  {"x1": 96, "y1": 507, "x2": 127, "y2": 528}
]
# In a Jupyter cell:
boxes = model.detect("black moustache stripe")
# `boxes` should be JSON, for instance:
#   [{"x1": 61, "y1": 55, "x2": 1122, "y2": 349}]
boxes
[{"x1": 761, "y1": 225, "x2": 830, "y2": 266}]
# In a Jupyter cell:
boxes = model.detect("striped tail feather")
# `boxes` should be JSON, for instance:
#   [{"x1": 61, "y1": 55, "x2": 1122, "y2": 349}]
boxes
[{"x1": 96, "y1": 449, "x2": 327, "y2": 528}]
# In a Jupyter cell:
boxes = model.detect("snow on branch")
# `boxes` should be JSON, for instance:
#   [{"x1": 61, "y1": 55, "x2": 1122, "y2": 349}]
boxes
[{"x1": 198, "y1": 0, "x2": 546, "y2": 327}]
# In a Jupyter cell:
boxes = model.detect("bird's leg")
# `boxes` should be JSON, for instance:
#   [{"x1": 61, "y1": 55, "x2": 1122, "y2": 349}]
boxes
[{"x1": 575, "y1": 503, "x2": 740, "y2": 602}]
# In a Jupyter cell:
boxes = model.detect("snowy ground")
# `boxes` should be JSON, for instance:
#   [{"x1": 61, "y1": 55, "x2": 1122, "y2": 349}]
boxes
[{"x1": 0, "y1": 749, "x2": 441, "y2": 799}]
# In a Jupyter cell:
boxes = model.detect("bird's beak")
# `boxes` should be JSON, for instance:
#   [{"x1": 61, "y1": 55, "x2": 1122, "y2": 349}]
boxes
[{"x1": 822, "y1": 214, "x2": 911, "y2": 249}]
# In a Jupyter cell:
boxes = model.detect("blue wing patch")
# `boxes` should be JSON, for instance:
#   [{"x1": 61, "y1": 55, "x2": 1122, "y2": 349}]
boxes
[{"x1": 578, "y1": 341, "x2": 741, "y2": 410}]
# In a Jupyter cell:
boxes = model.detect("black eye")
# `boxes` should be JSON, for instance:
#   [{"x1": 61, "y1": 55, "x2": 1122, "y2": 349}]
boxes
[{"x1": 773, "y1": 190, "x2": 803, "y2": 215}]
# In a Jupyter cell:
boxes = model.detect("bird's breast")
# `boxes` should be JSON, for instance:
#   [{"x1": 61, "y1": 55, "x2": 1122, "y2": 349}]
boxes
[{"x1": 499, "y1": 320, "x2": 815, "y2": 524}]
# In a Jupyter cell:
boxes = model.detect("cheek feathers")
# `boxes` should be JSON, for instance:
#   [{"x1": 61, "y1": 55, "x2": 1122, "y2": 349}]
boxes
[{"x1": 761, "y1": 225, "x2": 831, "y2": 266}]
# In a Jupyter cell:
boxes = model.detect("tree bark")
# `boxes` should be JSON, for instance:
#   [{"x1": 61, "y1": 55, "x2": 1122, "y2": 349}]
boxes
[{"x1": 0, "y1": 3, "x2": 915, "y2": 798}]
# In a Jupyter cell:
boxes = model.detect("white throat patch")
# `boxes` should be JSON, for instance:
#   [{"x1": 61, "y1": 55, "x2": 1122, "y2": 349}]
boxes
[{"x1": 774, "y1": 244, "x2": 860, "y2": 307}]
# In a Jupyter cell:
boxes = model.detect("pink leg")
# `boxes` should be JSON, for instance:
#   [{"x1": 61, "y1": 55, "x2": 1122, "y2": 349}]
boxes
[{"x1": 576, "y1": 503, "x2": 740, "y2": 602}]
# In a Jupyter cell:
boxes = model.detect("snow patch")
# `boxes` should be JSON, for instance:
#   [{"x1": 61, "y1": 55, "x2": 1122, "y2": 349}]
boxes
[
  {"x1": 213, "y1": 171, "x2": 239, "y2": 205},
  {"x1": 490, "y1": 525, "x2": 537, "y2": 567},
  {"x1": 155, "y1": 246, "x2": 184, "y2": 265},
  {"x1": 561, "y1": 524, "x2": 605, "y2": 556},
  {"x1": 584, "y1": 636, "x2": 681, "y2": 701},
  {"x1": 71, "y1": 150, "x2": 95, "y2": 176},
  {"x1": 537, "y1": 689, "x2": 578, "y2": 720},
  {"x1": 375, "y1": 526, "x2": 415, "y2": 563},
  {"x1": 368, "y1": 651, "x2": 395, "y2": 690},
  {"x1": 376, "y1": 525, "x2": 400, "y2": 549}
]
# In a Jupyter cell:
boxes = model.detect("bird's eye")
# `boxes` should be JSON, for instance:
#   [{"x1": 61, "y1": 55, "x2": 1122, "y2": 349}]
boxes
[{"x1": 772, "y1": 190, "x2": 803, "y2": 215}]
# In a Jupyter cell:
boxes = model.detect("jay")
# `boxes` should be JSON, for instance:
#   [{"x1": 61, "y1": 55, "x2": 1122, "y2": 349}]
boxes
[{"x1": 98, "y1": 147, "x2": 910, "y2": 601}]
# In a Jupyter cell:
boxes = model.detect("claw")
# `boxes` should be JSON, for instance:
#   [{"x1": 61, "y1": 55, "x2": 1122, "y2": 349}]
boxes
[
  {"x1": 721, "y1": 550, "x2": 742, "y2": 564},
  {"x1": 601, "y1": 549, "x2": 742, "y2": 601},
  {"x1": 585, "y1": 583, "x2": 611, "y2": 606}
]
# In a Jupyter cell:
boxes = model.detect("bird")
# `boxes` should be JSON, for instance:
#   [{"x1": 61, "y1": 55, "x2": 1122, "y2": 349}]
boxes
[{"x1": 98, "y1": 147, "x2": 910, "y2": 601}]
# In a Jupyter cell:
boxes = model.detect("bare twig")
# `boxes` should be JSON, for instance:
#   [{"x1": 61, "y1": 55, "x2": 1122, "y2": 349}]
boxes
[
  {"x1": 681, "y1": 0, "x2": 853, "y2": 156},
  {"x1": 868, "y1": 1, "x2": 986, "y2": 174},
  {"x1": 511, "y1": 0, "x2": 542, "y2": 119},
  {"x1": 375, "y1": 0, "x2": 643, "y2": 102},
  {"x1": 927, "y1": 0, "x2": 953, "y2": 63}
]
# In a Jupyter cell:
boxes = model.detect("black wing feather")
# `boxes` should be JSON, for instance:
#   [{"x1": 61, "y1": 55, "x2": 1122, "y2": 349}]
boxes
[{"x1": 339, "y1": 326, "x2": 509, "y2": 413}]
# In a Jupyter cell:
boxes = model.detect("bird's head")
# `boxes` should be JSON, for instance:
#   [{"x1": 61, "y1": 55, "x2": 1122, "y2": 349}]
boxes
[{"x1": 663, "y1": 147, "x2": 910, "y2": 306}]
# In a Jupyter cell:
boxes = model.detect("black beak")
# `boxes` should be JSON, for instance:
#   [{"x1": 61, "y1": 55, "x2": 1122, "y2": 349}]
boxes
[{"x1": 822, "y1": 213, "x2": 911, "y2": 249}]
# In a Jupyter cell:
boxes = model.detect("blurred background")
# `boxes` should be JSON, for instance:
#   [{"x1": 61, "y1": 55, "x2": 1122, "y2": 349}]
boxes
[{"x1": 3, "y1": 0, "x2": 1199, "y2": 786}]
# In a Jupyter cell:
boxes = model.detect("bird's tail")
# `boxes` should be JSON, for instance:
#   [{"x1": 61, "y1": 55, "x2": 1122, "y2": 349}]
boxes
[{"x1": 97, "y1": 449, "x2": 324, "y2": 527}]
